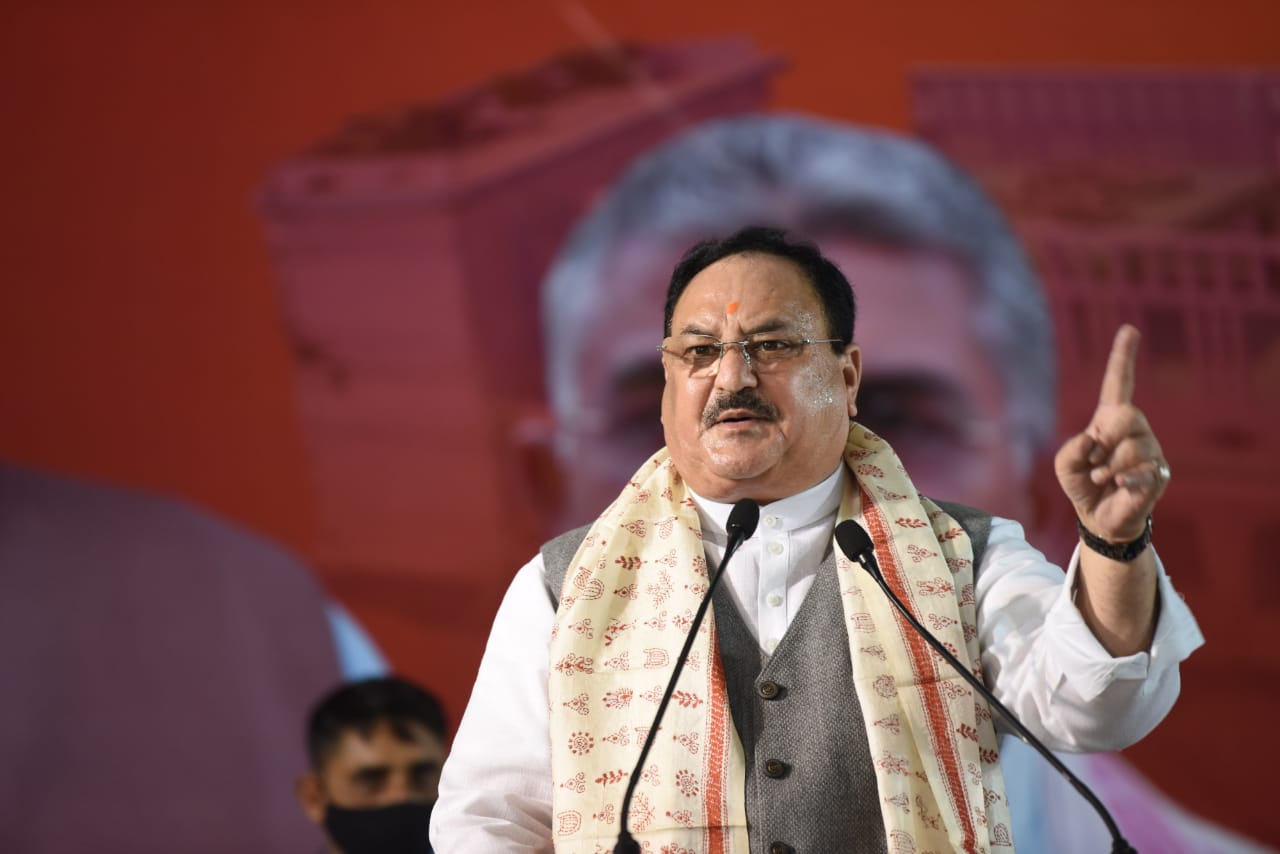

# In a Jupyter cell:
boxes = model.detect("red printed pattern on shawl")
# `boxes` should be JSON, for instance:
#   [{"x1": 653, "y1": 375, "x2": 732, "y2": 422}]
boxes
[
  {"x1": 863, "y1": 487, "x2": 980, "y2": 854},
  {"x1": 702, "y1": 624, "x2": 732, "y2": 854}
]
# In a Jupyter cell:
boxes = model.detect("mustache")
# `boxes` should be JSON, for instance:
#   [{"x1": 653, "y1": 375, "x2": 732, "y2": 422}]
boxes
[{"x1": 702, "y1": 389, "x2": 779, "y2": 428}]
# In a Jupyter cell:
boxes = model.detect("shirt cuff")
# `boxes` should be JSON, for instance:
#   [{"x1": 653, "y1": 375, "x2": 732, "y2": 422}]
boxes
[{"x1": 1047, "y1": 545, "x2": 1206, "y2": 702}]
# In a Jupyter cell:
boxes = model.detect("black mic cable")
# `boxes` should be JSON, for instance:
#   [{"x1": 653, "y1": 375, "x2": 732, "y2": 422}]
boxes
[
  {"x1": 834, "y1": 519, "x2": 1137, "y2": 854},
  {"x1": 614, "y1": 498, "x2": 760, "y2": 854}
]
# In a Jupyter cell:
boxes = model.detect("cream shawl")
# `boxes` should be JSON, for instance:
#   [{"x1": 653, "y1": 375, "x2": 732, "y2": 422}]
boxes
[{"x1": 547, "y1": 423, "x2": 1013, "y2": 853}]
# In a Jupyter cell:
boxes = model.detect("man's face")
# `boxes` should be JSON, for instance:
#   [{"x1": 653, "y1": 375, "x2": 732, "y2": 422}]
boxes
[
  {"x1": 658, "y1": 252, "x2": 860, "y2": 503},
  {"x1": 298, "y1": 719, "x2": 447, "y2": 826},
  {"x1": 553, "y1": 235, "x2": 1031, "y2": 524}
]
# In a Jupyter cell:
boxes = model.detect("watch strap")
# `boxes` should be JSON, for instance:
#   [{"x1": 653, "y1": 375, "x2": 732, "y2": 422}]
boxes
[{"x1": 1077, "y1": 516, "x2": 1153, "y2": 562}]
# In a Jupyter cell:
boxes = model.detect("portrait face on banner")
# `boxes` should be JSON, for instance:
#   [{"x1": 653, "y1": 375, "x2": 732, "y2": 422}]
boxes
[{"x1": 536, "y1": 230, "x2": 1037, "y2": 535}]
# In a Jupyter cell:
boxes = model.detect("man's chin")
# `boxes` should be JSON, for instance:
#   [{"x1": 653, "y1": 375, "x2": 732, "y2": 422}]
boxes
[
  {"x1": 690, "y1": 451, "x2": 783, "y2": 496},
  {"x1": 699, "y1": 421, "x2": 782, "y2": 459}
]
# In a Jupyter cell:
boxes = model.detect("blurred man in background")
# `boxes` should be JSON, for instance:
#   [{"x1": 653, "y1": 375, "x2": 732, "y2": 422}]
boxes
[{"x1": 297, "y1": 676, "x2": 447, "y2": 854}]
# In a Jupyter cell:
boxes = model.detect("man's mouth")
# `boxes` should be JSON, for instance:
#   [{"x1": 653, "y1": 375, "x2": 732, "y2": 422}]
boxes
[{"x1": 714, "y1": 409, "x2": 768, "y2": 425}]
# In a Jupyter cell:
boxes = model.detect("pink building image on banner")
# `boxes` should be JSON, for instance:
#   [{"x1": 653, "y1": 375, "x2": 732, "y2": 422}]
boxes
[
  {"x1": 257, "y1": 37, "x2": 784, "y2": 694},
  {"x1": 913, "y1": 65, "x2": 1280, "y2": 843}
]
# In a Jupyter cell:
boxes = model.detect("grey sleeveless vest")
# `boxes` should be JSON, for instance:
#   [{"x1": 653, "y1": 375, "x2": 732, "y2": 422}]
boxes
[{"x1": 541, "y1": 501, "x2": 992, "y2": 854}]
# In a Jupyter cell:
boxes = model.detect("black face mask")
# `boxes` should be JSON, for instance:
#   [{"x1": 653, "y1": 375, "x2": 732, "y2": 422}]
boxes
[{"x1": 323, "y1": 800, "x2": 433, "y2": 854}]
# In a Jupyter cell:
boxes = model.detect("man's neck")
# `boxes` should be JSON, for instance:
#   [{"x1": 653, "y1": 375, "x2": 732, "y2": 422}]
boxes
[{"x1": 687, "y1": 465, "x2": 845, "y2": 539}]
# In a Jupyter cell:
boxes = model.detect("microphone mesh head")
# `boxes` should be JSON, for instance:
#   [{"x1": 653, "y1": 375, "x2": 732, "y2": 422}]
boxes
[
  {"x1": 835, "y1": 519, "x2": 874, "y2": 562},
  {"x1": 726, "y1": 499, "x2": 760, "y2": 539}
]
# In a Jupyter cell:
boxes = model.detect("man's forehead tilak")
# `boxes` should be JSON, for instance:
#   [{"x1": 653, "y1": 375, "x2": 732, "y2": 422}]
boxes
[{"x1": 674, "y1": 256, "x2": 828, "y2": 330}]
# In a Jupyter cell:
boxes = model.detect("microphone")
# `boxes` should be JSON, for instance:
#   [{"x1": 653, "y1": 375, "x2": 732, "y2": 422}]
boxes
[
  {"x1": 614, "y1": 498, "x2": 760, "y2": 854},
  {"x1": 834, "y1": 519, "x2": 1137, "y2": 854}
]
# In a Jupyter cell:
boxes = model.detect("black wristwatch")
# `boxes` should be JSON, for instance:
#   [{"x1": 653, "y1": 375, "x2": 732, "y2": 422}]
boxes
[{"x1": 1077, "y1": 516, "x2": 1153, "y2": 562}]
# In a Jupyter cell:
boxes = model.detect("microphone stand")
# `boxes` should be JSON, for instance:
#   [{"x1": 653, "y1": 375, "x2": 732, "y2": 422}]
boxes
[
  {"x1": 835, "y1": 519, "x2": 1137, "y2": 854},
  {"x1": 613, "y1": 499, "x2": 759, "y2": 854}
]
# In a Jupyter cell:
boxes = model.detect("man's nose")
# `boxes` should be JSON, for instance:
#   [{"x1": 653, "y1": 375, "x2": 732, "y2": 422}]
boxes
[
  {"x1": 711, "y1": 342, "x2": 758, "y2": 390},
  {"x1": 379, "y1": 773, "x2": 414, "y2": 805}
]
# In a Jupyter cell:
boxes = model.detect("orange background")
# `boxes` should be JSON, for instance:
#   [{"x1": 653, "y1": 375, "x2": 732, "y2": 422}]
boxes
[{"x1": 4, "y1": 1, "x2": 1278, "y2": 551}]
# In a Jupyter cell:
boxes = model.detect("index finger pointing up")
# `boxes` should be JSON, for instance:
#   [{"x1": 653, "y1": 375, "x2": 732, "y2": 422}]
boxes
[{"x1": 1099, "y1": 324, "x2": 1140, "y2": 407}]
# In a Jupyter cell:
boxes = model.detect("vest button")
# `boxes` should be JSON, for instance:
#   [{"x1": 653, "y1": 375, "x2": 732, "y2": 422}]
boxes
[
  {"x1": 769, "y1": 843, "x2": 794, "y2": 854},
  {"x1": 758, "y1": 680, "x2": 782, "y2": 700},
  {"x1": 763, "y1": 758, "x2": 789, "y2": 778}
]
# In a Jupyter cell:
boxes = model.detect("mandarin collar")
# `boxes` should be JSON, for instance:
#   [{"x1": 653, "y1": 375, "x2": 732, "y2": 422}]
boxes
[{"x1": 688, "y1": 464, "x2": 846, "y2": 543}]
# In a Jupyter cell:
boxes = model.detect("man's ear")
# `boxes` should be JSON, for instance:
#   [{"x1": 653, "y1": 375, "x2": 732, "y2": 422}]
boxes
[
  {"x1": 843, "y1": 344, "x2": 863, "y2": 419},
  {"x1": 506, "y1": 403, "x2": 566, "y2": 541},
  {"x1": 295, "y1": 772, "x2": 327, "y2": 825}
]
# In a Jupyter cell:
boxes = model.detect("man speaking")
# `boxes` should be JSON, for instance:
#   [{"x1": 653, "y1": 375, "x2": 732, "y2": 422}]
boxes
[{"x1": 433, "y1": 225, "x2": 1202, "y2": 852}]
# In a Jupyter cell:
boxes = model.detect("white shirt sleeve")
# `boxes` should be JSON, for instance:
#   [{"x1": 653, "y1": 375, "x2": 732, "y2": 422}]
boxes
[
  {"x1": 431, "y1": 555, "x2": 556, "y2": 852},
  {"x1": 976, "y1": 516, "x2": 1204, "y2": 752}
]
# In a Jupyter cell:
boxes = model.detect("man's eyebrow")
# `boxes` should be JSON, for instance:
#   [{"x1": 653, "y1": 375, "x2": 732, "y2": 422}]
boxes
[
  {"x1": 676, "y1": 319, "x2": 790, "y2": 337},
  {"x1": 741, "y1": 320, "x2": 788, "y2": 337},
  {"x1": 676, "y1": 323, "x2": 717, "y2": 337}
]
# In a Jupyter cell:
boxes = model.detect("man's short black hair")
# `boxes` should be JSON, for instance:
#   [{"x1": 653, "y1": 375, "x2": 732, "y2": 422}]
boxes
[
  {"x1": 663, "y1": 226, "x2": 856, "y2": 351},
  {"x1": 306, "y1": 676, "x2": 447, "y2": 770}
]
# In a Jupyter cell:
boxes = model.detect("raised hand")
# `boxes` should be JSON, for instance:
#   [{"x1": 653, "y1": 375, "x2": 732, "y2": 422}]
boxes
[{"x1": 1054, "y1": 324, "x2": 1170, "y2": 546}]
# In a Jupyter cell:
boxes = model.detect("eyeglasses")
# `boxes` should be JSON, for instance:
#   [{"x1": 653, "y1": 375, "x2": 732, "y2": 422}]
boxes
[{"x1": 657, "y1": 334, "x2": 844, "y2": 377}]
